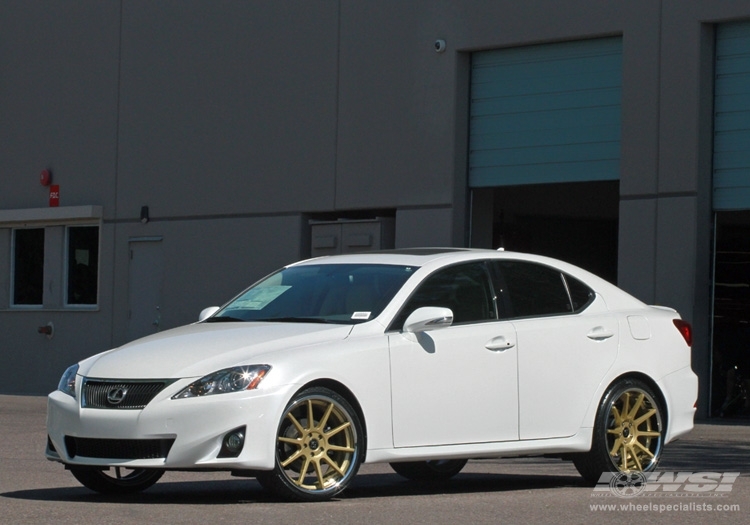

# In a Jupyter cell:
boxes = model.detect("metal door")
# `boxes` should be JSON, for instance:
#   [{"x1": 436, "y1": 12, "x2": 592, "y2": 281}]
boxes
[{"x1": 127, "y1": 238, "x2": 164, "y2": 342}]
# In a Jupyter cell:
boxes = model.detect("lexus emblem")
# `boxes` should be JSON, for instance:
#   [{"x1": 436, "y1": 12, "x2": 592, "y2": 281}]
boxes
[{"x1": 107, "y1": 387, "x2": 128, "y2": 405}]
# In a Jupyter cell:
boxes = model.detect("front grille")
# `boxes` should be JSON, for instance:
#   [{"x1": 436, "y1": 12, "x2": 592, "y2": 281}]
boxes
[
  {"x1": 82, "y1": 379, "x2": 172, "y2": 409},
  {"x1": 65, "y1": 436, "x2": 175, "y2": 459}
]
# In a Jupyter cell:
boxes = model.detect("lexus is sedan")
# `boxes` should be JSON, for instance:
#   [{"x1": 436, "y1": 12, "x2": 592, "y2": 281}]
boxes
[{"x1": 47, "y1": 248, "x2": 698, "y2": 501}]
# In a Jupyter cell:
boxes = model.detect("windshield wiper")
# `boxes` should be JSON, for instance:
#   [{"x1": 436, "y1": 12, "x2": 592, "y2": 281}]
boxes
[{"x1": 204, "y1": 316, "x2": 245, "y2": 323}]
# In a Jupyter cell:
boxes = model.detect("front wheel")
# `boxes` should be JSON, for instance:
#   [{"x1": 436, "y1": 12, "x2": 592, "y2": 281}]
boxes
[
  {"x1": 256, "y1": 387, "x2": 364, "y2": 502},
  {"x1": 390, "y1": 459, "x2": 467, "y2": 482},
  {"x1": 69, "y1": 466, "x2": 164, "y2": 494},
  {"x1": 573, "y1": 378, "x2": 665, "y2": 484}
]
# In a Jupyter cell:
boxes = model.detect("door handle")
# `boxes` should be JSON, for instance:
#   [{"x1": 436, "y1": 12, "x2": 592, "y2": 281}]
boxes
[
  {"x1": 153, "y1": 306, "x2": 161, "y2": 328},
  {"x1": 587, "y1": 326, "x2": 615, "y2": 341},
  {"x1": 485, "y1": 336, "x2": 515, "y2": 351}
]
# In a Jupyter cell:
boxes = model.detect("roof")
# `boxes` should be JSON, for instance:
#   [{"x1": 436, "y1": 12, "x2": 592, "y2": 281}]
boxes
[{"x1": 293, "y1": 248, "x2": 498, "y2": 268}]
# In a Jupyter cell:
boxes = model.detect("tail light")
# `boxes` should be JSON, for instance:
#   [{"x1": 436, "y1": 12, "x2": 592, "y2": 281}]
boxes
[{"x1": 673, "y1": 319, "x2": 692, "y2": 347}]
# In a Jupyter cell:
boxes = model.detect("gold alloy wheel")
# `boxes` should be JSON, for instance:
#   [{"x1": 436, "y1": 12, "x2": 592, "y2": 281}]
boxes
[
  {"x1": 605, "y1": 387, "x2": 663, "y2": 472},
  {"x1": 276, "y1": 395, "x2": 358, "y2": 491}
]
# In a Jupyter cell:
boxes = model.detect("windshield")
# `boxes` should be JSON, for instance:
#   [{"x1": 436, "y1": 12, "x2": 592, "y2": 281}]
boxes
[{"x1": 208, "y1": 263, "x2": 417, "y2": 324}]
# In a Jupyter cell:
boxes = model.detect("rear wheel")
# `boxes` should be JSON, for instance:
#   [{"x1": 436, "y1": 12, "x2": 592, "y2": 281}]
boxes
[
  {"x1": 573, "y1": 378, "x2": 665, "y2": 484},
  {"x1": 256, "y1": 387, "x2": 364, "y2": 502},
  {"x1": 390, "y1": 459, "x2": 467, "y2": 481},
  {"x1": 69, "y1": 466, "x2": 163, "y2": 495}
]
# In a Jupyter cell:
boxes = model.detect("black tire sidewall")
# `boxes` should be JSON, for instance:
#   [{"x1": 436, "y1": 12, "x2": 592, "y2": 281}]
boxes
[
  {"x1": 390, "y1": 459, "x2": 467, "y2": 481},
  {"x1": 69, "y1": 466, "x2": 163, "y2": 495}
]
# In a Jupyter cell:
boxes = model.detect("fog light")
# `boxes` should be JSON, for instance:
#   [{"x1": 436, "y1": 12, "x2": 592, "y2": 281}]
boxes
[{"x1": 218, "y1": 426, "x2": 246, "y2": 458}]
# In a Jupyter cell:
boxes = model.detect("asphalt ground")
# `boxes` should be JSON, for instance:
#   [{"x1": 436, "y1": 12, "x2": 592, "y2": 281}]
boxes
[{"x1": 1, "y1": 394, "x2": 748, "y2": 525}]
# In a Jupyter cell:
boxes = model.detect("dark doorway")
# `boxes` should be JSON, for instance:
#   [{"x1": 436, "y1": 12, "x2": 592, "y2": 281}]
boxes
[
  {"x1": 472, "y1": 181, "x2": 619, "y2": 284},
  {"x1": 711, "y1": 211, "x2": 750, "y2": 417}
]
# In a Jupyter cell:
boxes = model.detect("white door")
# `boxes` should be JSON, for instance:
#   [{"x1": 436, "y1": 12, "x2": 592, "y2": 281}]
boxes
[
  {"x1": 388, "y1": 261, "x2": 519, "y2": 447},
  {"x1": 514, "y1": 308, "x2": 618, "y2": 439},
  {"x1": 389, "y1": 322, "x2": 519, "y2": 447}
]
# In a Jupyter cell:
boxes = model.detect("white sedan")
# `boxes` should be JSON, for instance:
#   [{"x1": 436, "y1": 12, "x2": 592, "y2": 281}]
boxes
[{"x1": 46, "y1": 248, "x2": 697, "y2": 501}]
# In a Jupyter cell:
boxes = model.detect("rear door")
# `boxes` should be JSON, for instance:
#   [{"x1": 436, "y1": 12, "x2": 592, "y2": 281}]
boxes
[{"x1": 492, "y1": 260, "x2": 618, "y2": 440}]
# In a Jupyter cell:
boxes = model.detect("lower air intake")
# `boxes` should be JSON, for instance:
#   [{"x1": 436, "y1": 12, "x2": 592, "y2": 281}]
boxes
[{"x1": 65, "y1": 437, "x2": 175, "y2": 460}]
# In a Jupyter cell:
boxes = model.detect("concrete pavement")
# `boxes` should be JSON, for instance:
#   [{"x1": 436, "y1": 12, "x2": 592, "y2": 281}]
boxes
[{"x1": 1, "y1": 395, "x2": 748, "y2": 524}]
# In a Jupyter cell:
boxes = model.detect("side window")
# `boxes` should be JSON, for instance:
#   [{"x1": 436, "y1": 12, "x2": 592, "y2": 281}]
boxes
[
  {"x1": 12, "y1": 228, "x2": 45, "y2": 306},
  {"x1": 391, "y1": 261, "x2": 496, "y2": 329},
  {"x1": 493, "y1": 261, "x2": 571, "y2": 318},
  {"x1": 67, "y1": 226, "x2": 99, "y2": 305},
  {"x1": 565, "y1": 274, "x2": 595, "y2": 313}
]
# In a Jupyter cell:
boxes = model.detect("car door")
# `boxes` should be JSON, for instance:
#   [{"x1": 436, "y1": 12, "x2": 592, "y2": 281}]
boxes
[
  {"x1": 493, "y1": 260, "x2": 619, "y2": 440},
  {"x1": 388, "y1": 261, "x2": 519, "y2": 448}
]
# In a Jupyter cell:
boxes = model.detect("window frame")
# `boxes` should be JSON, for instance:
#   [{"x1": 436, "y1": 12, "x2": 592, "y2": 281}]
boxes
[
  {"x1": 490, "y1": 259, "x2": 596, "y2": 320},
  {"x1": 1, "y1": 206, "x2": 103, "y2": 311},
  {"x1": 387, "y1": 260, "x2": 499, "y2": 331}
]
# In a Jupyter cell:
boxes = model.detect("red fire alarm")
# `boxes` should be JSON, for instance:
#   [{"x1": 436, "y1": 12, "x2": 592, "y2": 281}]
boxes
[
  {"x1": 49, "y1": 185, "x2": 60, "y2": 207},
  {"x1": 40, "y1": 169, "x2": 52, "y2": 186}
]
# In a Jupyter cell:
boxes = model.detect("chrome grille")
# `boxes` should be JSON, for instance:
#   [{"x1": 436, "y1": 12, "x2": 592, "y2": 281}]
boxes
[{"x1": 82, "y1": 379, "x2": 172, "y2": 409}]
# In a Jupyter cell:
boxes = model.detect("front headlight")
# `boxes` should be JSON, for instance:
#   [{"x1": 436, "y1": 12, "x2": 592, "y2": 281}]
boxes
[
  {"x1": 172, "y1": 365, "x2": 271, "y2": 399},
  {"x1": 58, "y1": 364, "x2": 79, "y2": 398}
]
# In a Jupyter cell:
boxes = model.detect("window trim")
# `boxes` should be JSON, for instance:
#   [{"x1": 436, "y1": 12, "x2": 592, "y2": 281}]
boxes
[{"x1": 0, "y1": 205, "x2": 102, "y2": 227}]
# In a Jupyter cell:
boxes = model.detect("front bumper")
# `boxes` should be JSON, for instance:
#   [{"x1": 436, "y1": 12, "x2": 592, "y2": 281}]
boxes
[{"x1": 46, "y1": 378, "x2": 295, "y2": 471}]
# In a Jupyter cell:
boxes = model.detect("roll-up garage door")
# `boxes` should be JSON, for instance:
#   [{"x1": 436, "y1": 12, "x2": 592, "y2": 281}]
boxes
[
  {"x1": 714, "y1": 22, "x2": 750, "y2": 211},
  {"x1": 469, "y1": 37, "x2": 622, "y2": 188}
]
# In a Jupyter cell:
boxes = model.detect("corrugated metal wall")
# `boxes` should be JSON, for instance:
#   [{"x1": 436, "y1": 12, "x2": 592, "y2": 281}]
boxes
[
  {"x1": 469, "y1": 37, "x2": 622, "y2": 187},
  {"x1": 714, "y1": 21, "x2": 750, "y2": 211}
]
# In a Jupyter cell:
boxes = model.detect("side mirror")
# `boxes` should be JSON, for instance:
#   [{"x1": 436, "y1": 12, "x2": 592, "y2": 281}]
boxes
[
  {"x1": 403, "y1": 307, "x2": 453, "y2": 333},
  {"x1": 198, "y1": 306, "x2": 220, "y2": 322}
]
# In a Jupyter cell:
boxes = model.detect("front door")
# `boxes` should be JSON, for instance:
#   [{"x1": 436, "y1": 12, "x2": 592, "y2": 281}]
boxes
[{"x1": 388, "y1": 261, "x2": 519, "y2": 447}]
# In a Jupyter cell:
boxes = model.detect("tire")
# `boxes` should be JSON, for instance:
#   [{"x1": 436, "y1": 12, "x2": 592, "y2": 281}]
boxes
[
  {"x1": 69, "y1": 466, "x2": 164, "y2": 495},
  {"x1": 390, "y1": 459, "x2": 467, "y2": 482},
  {"x1": 573, "y1": 378, "x2": 665, "y2": 484},
  {"x1": 256, "y1": 387, "x2": 364, "y2": 502}
]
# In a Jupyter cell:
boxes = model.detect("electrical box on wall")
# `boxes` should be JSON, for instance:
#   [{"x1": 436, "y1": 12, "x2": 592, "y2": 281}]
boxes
[{"x1": 310, "y1": 218, "x2": 395, "y2": 257}]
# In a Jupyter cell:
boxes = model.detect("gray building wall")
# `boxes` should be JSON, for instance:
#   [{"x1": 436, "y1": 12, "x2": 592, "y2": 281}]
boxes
[{"x1": 3, "y1": 1, "x2": 750, "y2": 417}]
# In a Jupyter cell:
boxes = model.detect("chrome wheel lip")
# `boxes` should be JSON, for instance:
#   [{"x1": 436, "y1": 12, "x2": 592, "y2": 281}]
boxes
[
  {"x1": 276, "y1": 394, "x2": 360, "y2": 494},
  {"x1": 605, "y1": 386, "x2": 663, "y2": 473}
]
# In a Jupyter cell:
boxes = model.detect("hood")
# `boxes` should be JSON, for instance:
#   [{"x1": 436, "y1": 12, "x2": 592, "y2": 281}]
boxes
[{"x1": 80, "y1": 322, "x2": 353, "y2": 379}]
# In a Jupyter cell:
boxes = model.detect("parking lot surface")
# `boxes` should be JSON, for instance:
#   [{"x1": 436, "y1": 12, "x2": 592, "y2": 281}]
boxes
[{"x1": 1, "y1": 394, "x2": 748, "y2": 524}]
